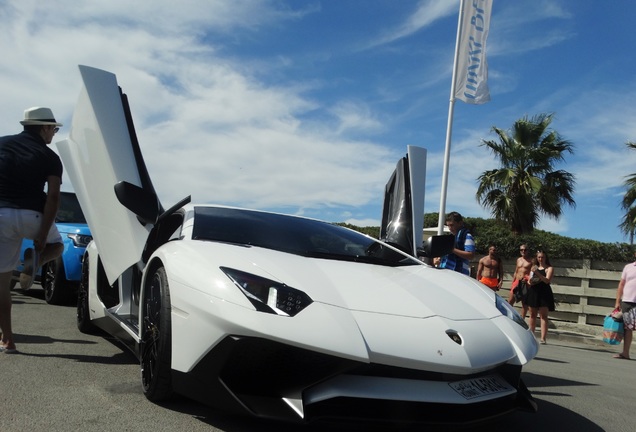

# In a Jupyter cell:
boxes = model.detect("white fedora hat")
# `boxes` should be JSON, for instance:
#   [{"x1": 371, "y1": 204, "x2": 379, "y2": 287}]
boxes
[{"x1": 20, "y1": 107, "x2": 63, "y2": 126}]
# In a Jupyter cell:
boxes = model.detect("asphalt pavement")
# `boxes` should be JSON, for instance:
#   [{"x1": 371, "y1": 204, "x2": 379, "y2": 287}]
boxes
[{"x1": 2, "y1": 284, "x2": 634, "y2": 432}]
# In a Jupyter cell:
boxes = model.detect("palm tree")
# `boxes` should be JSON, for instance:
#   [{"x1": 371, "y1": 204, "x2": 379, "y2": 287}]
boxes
[
  {"x1": 476, "y1": 113, "x2": 576, "y2": 234},
  {"x1": 619, "y1": 141, "x2": 636, "y2": 243}
]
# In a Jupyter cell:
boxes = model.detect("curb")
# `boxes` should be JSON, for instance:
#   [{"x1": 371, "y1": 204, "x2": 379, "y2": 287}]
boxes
[
  {"x1": 543, "y1": 329, "x2": 608, "y2": 348},
  {"x1": 540, "y1": 320, "x2": 634, "y2": 354},
  {"x1": 525, "y1": 319, "x2": 603, "y2": 348}
]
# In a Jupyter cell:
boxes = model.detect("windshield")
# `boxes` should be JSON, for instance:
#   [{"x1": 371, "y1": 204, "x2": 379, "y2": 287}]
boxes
[
  {"x1": 56, "y1": 192, "x2": 87, "y2": 223},
  {"x1": 192, "y1": 207, "x2": 419, "y2": 267}
]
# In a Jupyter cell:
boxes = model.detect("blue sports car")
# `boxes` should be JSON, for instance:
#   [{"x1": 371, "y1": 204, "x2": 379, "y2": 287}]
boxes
[{"x1": 14, "y1": 191, "x2": 92, "y2": 304}]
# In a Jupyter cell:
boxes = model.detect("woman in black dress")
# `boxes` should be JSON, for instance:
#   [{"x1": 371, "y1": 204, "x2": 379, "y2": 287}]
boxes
[{"x1": 526, "y1": 250, "x2": 555, "y2": 344}]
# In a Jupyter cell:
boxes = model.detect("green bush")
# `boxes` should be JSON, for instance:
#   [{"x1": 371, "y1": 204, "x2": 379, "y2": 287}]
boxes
[
  {"x1": 340, "y1": 214, "x2": 636, "y2": 262},
  {"x1": 337, "y1": 223, "x2": 380, "y2": 239}
]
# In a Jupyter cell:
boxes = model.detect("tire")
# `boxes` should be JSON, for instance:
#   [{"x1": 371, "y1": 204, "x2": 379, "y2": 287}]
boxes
[
  {"x1": 43, "y1": 257, "x2": 72, "y2": 305},
  {"x1": 140, "y1": 266, "x2": 173, "y2": 401},
  {"x1": 76, "y1": 256, "x2": 97, "y2": 334}
]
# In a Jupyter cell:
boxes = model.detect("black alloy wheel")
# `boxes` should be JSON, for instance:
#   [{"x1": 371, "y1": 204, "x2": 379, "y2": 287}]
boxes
[
  {"x1": 44, "y1": 257, "x2": 71, "y2": 305},
  {"x1": 140, "y1": 266, "x2": 173, "y2": 401}
]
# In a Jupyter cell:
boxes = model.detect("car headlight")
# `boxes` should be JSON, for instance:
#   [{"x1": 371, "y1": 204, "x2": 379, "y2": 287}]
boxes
[
  {"x1": 68, "y1": 233, "x2": 93, "y2": 247},
  {"x1": 495, "y1": 294, "x2": 529, "y2": 329},
  {"x1": 221, "y1": 267, "x2": 313, "y2": 317}
]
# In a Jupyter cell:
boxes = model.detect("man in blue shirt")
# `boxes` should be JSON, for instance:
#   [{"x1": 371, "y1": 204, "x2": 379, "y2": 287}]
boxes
[{"x1": 439, "y1": 212, "x2": 475, "y2": 276}]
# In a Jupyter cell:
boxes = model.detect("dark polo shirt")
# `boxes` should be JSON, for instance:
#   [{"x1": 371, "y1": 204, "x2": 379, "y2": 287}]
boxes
[{"x1": 0, "y1": 130, "x2": 63, "y2": 212}]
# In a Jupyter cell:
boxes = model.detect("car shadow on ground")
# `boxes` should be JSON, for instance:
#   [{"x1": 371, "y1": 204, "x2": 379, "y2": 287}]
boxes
[
  {"x1": 11, "y1": 287, "x2": 138, "y2": 366},
  {"x1": 151, "y1": 399, "x2": 605, "y2": 432},
  {"x1": 13, "y1": 284, "x2": 77, "y2": 306},
  {"x1": 152, "y1": 377, "x2": 605, "y2": 432},
  {"x1": 13, "y1": 338, "x2": 137, "y2": 365}
]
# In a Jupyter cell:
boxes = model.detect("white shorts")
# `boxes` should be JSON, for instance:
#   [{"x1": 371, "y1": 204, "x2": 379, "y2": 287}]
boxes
[{"x1": 0, "y1": 208, "x2": 63, "y2": 272}]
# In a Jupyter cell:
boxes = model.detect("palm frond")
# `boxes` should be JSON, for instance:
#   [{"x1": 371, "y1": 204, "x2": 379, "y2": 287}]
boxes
[{"x1": 477, "y1": 113, "x2": 576, "y2": 234}]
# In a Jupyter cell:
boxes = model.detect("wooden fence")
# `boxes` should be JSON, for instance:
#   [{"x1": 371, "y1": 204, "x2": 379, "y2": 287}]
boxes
[{"x1": 473, "y1": 258, "x2": 625, "y2": 331}]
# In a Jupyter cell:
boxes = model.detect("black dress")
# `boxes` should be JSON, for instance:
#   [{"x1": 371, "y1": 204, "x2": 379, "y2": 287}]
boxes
[{"x1": 525, "y1": 268, "x2": 555, "y2": 311}]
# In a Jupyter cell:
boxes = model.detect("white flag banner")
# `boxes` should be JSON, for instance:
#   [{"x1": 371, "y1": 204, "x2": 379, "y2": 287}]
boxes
[{"x1": 454, "y1": 0, "x2": 492, "y2": 104}]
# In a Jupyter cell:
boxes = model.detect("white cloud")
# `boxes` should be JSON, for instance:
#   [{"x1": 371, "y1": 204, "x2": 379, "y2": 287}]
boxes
[
  {"x1": 1, "y1": 0, "x2": 401, "y2": 214},
  {"x1": 2, "y1": 0, "x2": 634, "y2": 243},
  {"x1": 330, "y1": 101, "x2": 385, "y2": 135},
  {"x1": 365, "y1": 0, "x2": 457, "y2": 48}
]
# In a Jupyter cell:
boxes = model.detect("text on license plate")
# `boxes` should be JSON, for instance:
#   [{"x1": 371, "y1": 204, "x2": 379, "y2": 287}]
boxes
[{"x1": 449, "y1": 375, "x2": 514, "y2": 400}]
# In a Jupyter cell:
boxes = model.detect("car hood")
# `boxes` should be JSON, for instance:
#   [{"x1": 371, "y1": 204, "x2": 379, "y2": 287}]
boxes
[
  {"x1": 304, "y1": 260, "x2": 493, "y2": 320},
  {"x1": 55, "y1": 222, "x2": 90, "y2": 235},
  {"x1": 164, "y1": 242, "x2": 537, "y2": 370},
  {"x1": 180, "y1": 241, "x2": 497, "y2": 321},
  {"x1": 264, "y1": 253, "x2": 537, "y2": 369},
  {"x1": 263, "y1": 255, "x2": 492, "y2": 320}
]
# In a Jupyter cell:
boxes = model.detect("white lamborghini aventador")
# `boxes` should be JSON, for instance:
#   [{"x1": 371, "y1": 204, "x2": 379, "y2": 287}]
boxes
[{"x1": 56, "y1": 65, "x2": 538, "y2": 427}]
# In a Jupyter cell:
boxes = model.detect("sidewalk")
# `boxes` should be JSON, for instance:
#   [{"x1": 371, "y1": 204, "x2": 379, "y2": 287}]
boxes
[
  {"x1": 539, "y1": 320, "x2": 634, "y2": 357},
  {"x1": 542, "y1": 327, "x2": 606, "y2": 348}
]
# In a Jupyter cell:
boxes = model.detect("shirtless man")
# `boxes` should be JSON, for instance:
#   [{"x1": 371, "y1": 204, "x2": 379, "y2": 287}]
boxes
[
  {"x1": 508, "y1": 244, "x2": 534, "y2": 317},
  {"x1": 476, "y1": 245, "x2": 503, "y2": 291}
]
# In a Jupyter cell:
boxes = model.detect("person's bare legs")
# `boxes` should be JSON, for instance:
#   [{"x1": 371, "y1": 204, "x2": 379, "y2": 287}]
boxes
[
  {"x1": 0, "y1": 271, "x2": 15, "y2": 350},
  {"x1": 508, "y1": 280, "x2": 518, "y2": 306},
  {"x1": 20, "y1": 242, "x2": 63, "y2": 288},
  {"x1": 39, "y1": 242, "x2": 63, "y2": 267},
  {"x1": 528, "y1": 306, "x2": 538, "y2": 335},
  {"x1": 539, "y1": 307, "x2": 549, "y2": 342},
  {"x1": 507, "y1": 290, "x2": 515, "y2": 306},
  {"x1": 620, "y1": 329, "x2": 632, "y2": 359}
]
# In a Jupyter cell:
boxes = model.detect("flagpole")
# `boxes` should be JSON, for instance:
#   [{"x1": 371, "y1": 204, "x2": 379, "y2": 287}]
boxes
[{"x1": 437, "y1": 0, "x2": 465, "y2": 235}]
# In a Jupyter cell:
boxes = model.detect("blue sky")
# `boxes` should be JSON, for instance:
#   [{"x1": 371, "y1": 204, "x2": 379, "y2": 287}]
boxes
[{"x1": 1, "y1": 0, "x2": 635, "y2": 243}]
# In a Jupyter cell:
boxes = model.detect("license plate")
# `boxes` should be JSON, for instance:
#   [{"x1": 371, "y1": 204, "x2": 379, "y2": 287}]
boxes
[{"x1": 449, "y1": 375, "x2": 514, "y2": 400}]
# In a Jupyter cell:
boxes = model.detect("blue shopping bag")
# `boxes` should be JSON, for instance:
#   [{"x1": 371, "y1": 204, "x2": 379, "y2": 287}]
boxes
[{"x1": 603, "y1": 315, "x2": 624, "y2": 345}]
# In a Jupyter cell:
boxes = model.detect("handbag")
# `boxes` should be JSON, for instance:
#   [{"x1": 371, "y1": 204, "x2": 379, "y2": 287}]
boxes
[
  {"x1": 528, "y1": 270, "x2": 541, "y2": 285},
  {"x1": 610, "y1": 307, "x2": 623, "y2": 322},
  {"x1": 603, "y1": 315, "x2": 624, "y2": 345},
  {"x1": 513, "y1": 280, "x2": 529, "y2": 303}
]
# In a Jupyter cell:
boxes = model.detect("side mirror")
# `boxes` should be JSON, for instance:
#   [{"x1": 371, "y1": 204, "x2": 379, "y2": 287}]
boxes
[
  {"x1": 114, "y1": 181, "x2": 162, "y2": 225},
  {"x1": 417, "y1": 234, "x2": 454, "y2": 259}
]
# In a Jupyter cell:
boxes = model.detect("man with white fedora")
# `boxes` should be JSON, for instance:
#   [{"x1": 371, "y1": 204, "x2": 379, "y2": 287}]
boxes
[{"x1": 0, "y1": 107, "x2": 65, "y2": 353}]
